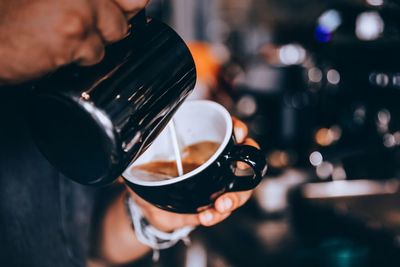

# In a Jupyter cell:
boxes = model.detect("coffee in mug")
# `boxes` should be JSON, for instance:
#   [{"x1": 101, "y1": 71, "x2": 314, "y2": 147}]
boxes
[{"x1": 130, "y1": 141, "x2": 220, "y2": 181}]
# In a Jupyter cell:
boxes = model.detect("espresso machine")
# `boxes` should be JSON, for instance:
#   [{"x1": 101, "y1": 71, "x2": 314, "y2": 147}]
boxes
[{"x1": 224, "y1": 0, "x2": 400, "y2": 176}]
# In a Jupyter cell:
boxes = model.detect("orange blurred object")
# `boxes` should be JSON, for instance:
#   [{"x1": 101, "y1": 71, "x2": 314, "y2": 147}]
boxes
[{"x1": 187, "y1": 42, "x2": 221, "y2": 88}]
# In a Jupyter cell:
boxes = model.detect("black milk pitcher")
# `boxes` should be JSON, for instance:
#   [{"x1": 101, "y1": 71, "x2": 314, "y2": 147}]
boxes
[{"x1": 27, "y1": 11, "x2": 196, "y2": 186}]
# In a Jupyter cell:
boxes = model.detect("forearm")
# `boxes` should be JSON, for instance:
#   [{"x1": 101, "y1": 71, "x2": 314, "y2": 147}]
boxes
[{"x1": 96, "y1": 191, "x2": 151, "y2": 265}]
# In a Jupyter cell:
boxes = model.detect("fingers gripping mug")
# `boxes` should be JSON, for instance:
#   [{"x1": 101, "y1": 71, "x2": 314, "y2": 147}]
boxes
[
  {"x1": 123, "y1": 100, "x2": 267, "y2": 214},
  {"x1": 28, "y1": 11, "x2": 197, "y2": 186}
]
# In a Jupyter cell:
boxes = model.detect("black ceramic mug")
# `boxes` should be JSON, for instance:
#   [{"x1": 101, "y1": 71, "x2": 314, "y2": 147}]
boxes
[
  {"x1": 28, "y1": 11, "x2": 196, "y2": 186},
  {"x1": 123, "y1": 100, "x2": 267, "y2": 214}
]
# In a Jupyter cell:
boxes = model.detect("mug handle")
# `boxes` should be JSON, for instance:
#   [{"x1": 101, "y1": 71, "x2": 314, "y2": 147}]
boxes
[{"x1": 223, "y1": 145, "x2": 267, "y2": 191}]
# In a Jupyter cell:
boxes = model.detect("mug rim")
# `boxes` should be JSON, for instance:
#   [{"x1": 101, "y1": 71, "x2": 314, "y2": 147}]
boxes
[{"x1": 123, "y1": 99, "x2": 233, "y2": 186}]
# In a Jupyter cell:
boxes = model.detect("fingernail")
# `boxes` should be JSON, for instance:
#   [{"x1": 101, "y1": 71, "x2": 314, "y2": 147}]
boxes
[
  {"x1": 235, "y1": 127, "x2": 244, "y2": 142},
  {"x1": 223, "y1": 198, "x2": 233, "y2": 211},
  {"x1": 200, "y1": 212, "x2": 213, "y2": 224}
]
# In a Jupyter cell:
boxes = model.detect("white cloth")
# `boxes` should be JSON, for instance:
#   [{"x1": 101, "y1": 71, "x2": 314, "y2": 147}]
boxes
[{"x1": 126, "y1": 195, "x2": 194, "y2": 261}]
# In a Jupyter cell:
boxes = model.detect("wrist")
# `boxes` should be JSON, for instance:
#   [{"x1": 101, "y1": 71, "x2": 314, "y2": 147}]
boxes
[
  {"x1": 124, "y1": 193, "x2": 194, "y2": 261},
  {"x1": 98, "y1": 192, "x2": 150, "y2": 265}
]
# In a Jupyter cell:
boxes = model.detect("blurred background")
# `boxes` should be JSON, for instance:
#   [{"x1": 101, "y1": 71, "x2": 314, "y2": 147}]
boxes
[{"x1": 131, "y1": 0, "x2": 400, "y2": 266}]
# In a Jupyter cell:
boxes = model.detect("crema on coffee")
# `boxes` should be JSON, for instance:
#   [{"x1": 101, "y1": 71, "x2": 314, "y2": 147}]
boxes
[{"x1": 130, "y1": 141, "x2": 220, "y2": 181}]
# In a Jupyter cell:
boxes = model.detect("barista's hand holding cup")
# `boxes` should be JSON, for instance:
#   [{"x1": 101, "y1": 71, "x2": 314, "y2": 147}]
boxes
[{"x1": 123, "y1": 100, "x2": 267, "y2": 230}]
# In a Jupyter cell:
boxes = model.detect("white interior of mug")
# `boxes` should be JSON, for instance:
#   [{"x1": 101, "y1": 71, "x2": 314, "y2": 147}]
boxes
[{"x1": 123, "y1": 100, "x2": 232, "y2": 186}]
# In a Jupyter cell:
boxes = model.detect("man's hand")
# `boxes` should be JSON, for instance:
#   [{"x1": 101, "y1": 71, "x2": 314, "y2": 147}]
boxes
[
  {"x1": 98, "y1": 118, "x2": 260, "y2": 264},
  {"x1": 128, "y1": 117, "x2": 260, "y2": 232},
  {"x1": 0, "y1": 0, "x2": 148, "y2": 84}
]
